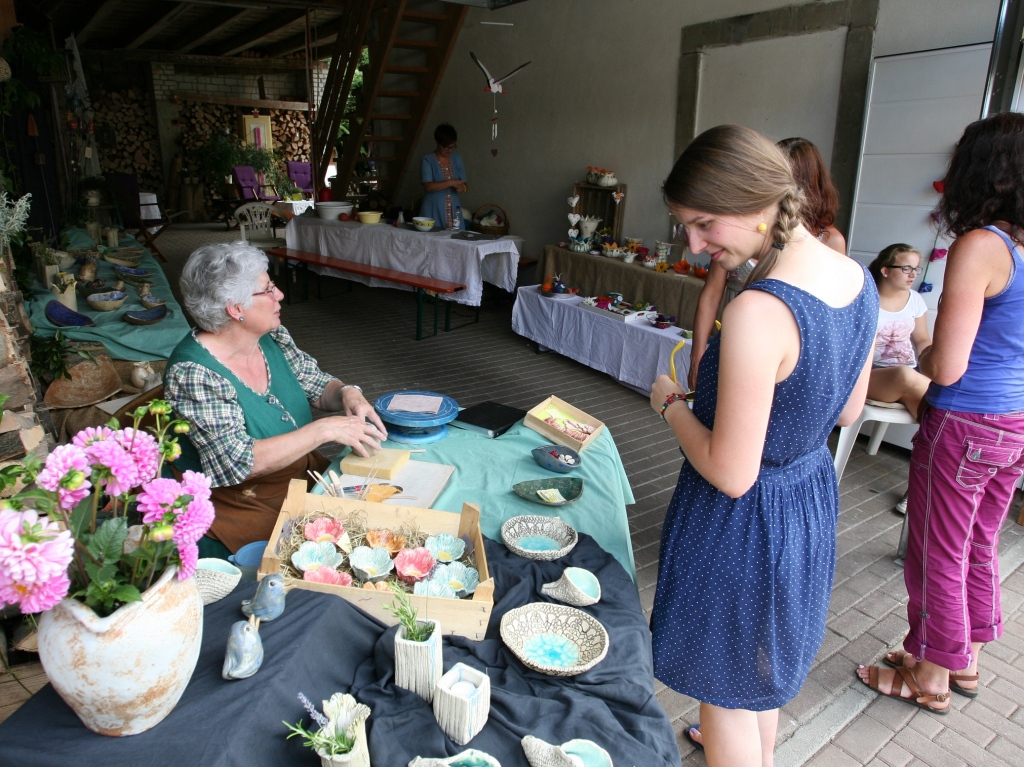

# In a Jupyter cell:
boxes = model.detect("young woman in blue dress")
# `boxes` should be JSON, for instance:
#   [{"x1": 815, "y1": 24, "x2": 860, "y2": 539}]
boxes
[
  {"x1": 420, "y1": 123, "x2": 467, "y2": 230},
  {"x1": 649, "y1": 125, "x2": 877, "y2": 767}
]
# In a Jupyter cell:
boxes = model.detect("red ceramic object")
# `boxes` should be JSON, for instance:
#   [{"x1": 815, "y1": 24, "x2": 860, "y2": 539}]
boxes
[{"x1": 318, "y1": 187, "x2": 333, "y2": 202}]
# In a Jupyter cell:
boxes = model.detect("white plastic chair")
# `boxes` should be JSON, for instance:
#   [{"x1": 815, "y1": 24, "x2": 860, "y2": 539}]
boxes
[
  {"x1": 234, "y1": 202, "x2": 286, "y2": 251},
  {"x1": 833, "y1": 399, "x2": 918, "y2": 481}
]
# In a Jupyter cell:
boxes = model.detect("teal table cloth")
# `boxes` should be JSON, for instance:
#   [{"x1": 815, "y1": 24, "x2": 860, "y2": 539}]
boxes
[
  {"x1": 26, "y1": 228, "x2": 190, "y2": 360},
  {"x1": 320, "y1": 422, "x2": 637, "y2": 580}
]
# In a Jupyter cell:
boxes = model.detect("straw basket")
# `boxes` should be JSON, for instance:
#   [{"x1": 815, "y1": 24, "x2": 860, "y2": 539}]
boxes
[{"x1": 471, "y1": 204, "x2": 509, "y2": 236}]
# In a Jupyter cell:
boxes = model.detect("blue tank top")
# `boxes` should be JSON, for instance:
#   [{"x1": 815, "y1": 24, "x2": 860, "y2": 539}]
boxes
[{"x1": 928, "y1": 225, "x2": 1024, "y2": 414}]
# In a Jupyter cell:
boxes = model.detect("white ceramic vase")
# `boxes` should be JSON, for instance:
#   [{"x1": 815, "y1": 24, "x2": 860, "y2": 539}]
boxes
[
  {"x1": 432, "y1": 662, "x2": 491, "y2": 746},
  {"x1": 394, "y1": 618, "x2": 442, "y2": 703},
  {"x1": 318, "y1": 717, "x2": 370, "y2": 767},
  {"x1": 49, "y1": 283, "x2": 78, "y2": 312},
  {"x1": 37, "y1": 567, "x2": 203, "y2": 736}
]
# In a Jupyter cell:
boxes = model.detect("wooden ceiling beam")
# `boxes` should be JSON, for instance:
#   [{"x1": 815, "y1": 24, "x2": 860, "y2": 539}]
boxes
[
  {"x1": 207, "y1": 9, "x2": 307, "y2": 56},
  {"x1": 126, "y1": 3, "x2": 192, "y2": 50},
  {"x1": 263, "y1": 26, "x2": 336, "y2": 58},
  {"x1": 84, "y1": 48, "x2": 327, "y2": 71},
  {"x1": 176, "y1": 8, "x2": 251, "y2": 53},
  {"x1": 75, "y1": 0, "x2": 123, "y2": 47},
  {"x1": 166, "y1": 0, "x2": 348, "y2": 9}
]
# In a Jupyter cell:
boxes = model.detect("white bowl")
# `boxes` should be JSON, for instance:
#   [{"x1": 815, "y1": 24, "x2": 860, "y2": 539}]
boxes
[
  {"x1": 315, "y1": 201, "x2": 355, "y2": 220},
  {"x1": 412, "y1": 216, "x2": 435, "y2": 232}
]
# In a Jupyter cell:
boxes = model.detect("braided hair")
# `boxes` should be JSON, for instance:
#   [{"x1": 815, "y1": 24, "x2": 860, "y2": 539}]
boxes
[{"x1": 662, "y1": 125, "x2": 805, "y2": 285}]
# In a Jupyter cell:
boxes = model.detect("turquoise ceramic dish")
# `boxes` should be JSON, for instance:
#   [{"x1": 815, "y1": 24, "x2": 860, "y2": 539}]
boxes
[
  {"x1": 500, "y1": 515, "x2": 578, "y2": 561},
  {"x1": 511, "y1": 477, "x2": 583, "y2": 506},
  {"x1": 531, "y1": 445, "x2": 582, "y2": 473},
  {"x1": 500, "y1": 603, "x2": 609, "y2": 676}
]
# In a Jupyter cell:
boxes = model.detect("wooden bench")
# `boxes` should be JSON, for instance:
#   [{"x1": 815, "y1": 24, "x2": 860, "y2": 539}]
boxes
[{"x1": 266, "y1": 247, "x2": 469, "y2": 340}]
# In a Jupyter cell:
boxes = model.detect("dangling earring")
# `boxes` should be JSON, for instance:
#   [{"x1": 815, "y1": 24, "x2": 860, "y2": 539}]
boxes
[{"x1": 757, "y1": 214, "x2": 768, "y2": 233}]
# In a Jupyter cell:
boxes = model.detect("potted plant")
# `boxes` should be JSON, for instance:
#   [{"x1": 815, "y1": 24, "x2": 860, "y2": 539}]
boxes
[
  {"x1": 0, "y1": 401, "x2": 215, "y2": 736},
  {"x1": 284, "y1": 691, "x2": 371, "y2": 767},
  {"x1": 49, "y1": 271, "x2": 77, "y2": 312},
  {"x1": 384, "y1": 581, "x2": 442, "y2": 703}
]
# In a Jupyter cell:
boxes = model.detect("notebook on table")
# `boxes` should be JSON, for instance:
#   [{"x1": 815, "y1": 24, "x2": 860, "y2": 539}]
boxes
[{"x1": 450, "y1": 401, "x2": 528, "y2": 438}]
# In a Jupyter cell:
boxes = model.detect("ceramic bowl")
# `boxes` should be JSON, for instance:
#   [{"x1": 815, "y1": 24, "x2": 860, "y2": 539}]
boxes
[
  {"x1": 541, "y1": 567, "x2": 602, "y2": 607},
  {"x1": 291, "y1": 540, "x2": 345, "y2": 573},
  {"x1": 86, "y1": 290, "x2": 128, "y2": 312},
  {"x1": 357, "y1": 210, "x2": 383, "y2": 224},
  {"x1": 408, "y1": 748, "x2": 502, "y2": 767},
  {"x1": 394, "y1": 547, "x2": 436, "y2": 584},
  {"x1": 500, "y1": 603, "x2": 609, "y2": 676},
  {"x1": 521, "y1": 736, "x2": 614, "y2": 767},
  {"x1": 412, "y1": 216, "x2": 435, "y2": 232},
  {"x1": 429, "y1": 561, "x2": 479, "y2": 597},
  {"x1": 123, "y1": 304, "x2": 168, "y2": 326},
  {"x1": 413, "y1": 579, "x2": 458, "y2": 599},
  {"x1": 44, "y1": 300, "x2": 95, "y2": 327},
  {"x1": 501, "y1": 515, "x2": 578, "y2": 560},
  {"x1": 194, "y1": 559, "x2": 242, "y2": 605},
  {"x1": 425, "y1": 533, "x2": 466, "y2": 564},
  {"x1": 511, "y1": 477, "x2": 584, "y2": 507},
  {"x1": 531, "y1": 445, "x2": 582, "y2": 474},
  {"x1": 140, "y1": 295, "x2": 166, "y2": 310},
  {"x1": 315, "y1": 201, "x2": 354, "y2": 220},
  {"x1": 348, "y1": 545, "x2": 395, "y2": 582}
]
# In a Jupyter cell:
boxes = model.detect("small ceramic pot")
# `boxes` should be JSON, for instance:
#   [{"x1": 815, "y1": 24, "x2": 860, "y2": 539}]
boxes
[
  {"x1": 432, "y1": 663, "x2": 491, "y2": 746},
  {"x1": 394, "y1": 619, "x2": 442, "y2": 703}
]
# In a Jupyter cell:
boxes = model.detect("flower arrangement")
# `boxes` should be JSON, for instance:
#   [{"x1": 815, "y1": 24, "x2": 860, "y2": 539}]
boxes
[
  {"x1": 0, "y1": 400, "x2": 213, "y2": 618},
  {"x1": 284, "y1": 692, "x2": 370, "y2": 759},
  {"x1": 383, "y1": 580, "x2": 435, "y2": 641}
]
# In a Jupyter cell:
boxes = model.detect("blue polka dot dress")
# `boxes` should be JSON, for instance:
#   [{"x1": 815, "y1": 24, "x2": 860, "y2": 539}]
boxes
[{"x1": 651, "y1": 270, "x2": 878, "y2": 710}]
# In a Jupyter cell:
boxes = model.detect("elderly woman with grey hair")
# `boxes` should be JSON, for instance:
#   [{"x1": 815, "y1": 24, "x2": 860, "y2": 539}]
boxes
[{"x1": 164, "y1": 241, "x2": 387, "y2": 557}]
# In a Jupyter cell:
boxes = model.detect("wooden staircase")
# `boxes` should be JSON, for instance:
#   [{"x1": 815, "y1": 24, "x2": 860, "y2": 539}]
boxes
[{"x1": 317, "y1": 0, "x2": 468, "y2": 208}]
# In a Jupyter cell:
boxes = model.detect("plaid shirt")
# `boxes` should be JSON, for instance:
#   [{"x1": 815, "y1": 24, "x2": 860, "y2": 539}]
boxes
[{"x1": 165, "y1": 325, "x2": 333, "y2": 487}]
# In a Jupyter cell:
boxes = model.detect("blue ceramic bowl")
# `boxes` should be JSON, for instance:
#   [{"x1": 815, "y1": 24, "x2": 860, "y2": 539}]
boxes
[
  {"x1": 86, "y1": 290, "x2": 128, "y2": 311},
  {"x1": 531, "y1": 445, "x2": 582, "y2": 473},
  {"x1": 44, "y1": 300, "x2": 95, "y2": 327},
  {"x1": 123, "y1": 304, "x2": 168, "y2": 325}
]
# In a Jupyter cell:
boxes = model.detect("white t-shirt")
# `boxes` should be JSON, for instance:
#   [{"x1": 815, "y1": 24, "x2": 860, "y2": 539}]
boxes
[{"x1": 873, "y1": 290, "x2": 928, "y2": 367}]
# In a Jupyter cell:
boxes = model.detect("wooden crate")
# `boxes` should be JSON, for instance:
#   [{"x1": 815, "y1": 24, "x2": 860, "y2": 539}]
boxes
[
  {"x1": 571, "y1": 182, "x2": 627, "y2": 243},
  {"x1": 524, "y1": 395, "x2": 605, "y2": 452},
  {"x1": 259, "y1": 479, "x2": 494, "y2": 641}
]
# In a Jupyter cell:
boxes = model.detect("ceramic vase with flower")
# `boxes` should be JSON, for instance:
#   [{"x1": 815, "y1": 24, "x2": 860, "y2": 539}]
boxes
[
  {"x1": 0, "y1": 402, "x2": 215, "y2": 736},
  {"x1": 395, "y1": 618, "x2": 443, "y2": 703}
]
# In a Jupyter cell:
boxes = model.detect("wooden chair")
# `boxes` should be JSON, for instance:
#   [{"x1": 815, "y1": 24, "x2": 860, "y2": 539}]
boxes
[
  {"x1": 234, "y1": 202, "x2": 286, "y2": 251},
  {"x1": 106, "y1": 173, "x2": 184, "y2": 262},
  {"x1": 232, "y1": 165, "x2": 280, "y2": 203}
]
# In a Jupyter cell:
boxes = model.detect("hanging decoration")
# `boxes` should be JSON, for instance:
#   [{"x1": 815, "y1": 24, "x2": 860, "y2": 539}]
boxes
[{"x1": 469, "y1": 52, "x2": 531, "y2": 157}]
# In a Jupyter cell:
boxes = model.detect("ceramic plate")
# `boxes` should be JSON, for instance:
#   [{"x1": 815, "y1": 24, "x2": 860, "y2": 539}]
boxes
[
  {"x1": 540, "y1": 290, "x2": 577, "y2": 299},
  {"x1": 500, "y1": 603, "x2": 609, "y2": 676},
  {"x1": 511, "y1": 477, "x2": 583, "y2": 506},
  {"x1": 44, "y1": 300, "x2": 95, "y2": 327},
  {"x1": 123, "y1": 304, "x2": 168, "y2": 326}
]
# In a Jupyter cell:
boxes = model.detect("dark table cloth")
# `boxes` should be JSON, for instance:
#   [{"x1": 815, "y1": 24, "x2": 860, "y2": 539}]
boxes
[{"x1": 0, "y1": 535, "x2": 680, "y2": 766}]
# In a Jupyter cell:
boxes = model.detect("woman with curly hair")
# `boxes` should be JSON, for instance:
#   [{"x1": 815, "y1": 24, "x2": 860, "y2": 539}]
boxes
[
  {"x1": 857, "y1": 112, "x2": 1024, "y2": 712},
  {"x1": 687, "y1": 137, "x2": 845, "y2": 390}
]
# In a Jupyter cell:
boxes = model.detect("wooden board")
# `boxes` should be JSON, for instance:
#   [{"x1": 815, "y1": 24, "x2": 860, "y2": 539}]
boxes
[
  {"x1": 0, "y1": 661, "x2": 48, "y2": 725},
  {"x1": 339, "y1": 447, "x2": 410, "y2": 480}
]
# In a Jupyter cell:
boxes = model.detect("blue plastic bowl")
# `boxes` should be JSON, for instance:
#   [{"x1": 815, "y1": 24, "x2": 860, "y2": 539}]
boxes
[
  {"x1": 531, "y1": 445, "x2": 582, "y2": 473},
  {"x1": 228, "y1": 540, "x2": 268, "y2": 581}
]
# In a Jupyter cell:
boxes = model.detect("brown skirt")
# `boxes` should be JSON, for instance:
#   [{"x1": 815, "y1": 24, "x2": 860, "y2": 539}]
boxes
[{"x1": 207, "y1": 451, "x2": 329, "y2": 553}]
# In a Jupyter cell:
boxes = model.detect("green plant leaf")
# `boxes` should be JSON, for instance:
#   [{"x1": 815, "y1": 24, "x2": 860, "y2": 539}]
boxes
[
  {"x1": 111, "y1": 584, "x2": 142, "y2": 604},
  {"x1": 68, "y1": 494, "x2": 93, "y2": 539},
  {"x1": 88, "y1": 516, "x2": 128, "y2": 565}
]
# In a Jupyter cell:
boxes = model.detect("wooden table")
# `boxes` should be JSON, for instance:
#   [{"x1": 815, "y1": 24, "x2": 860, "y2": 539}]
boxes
[{"x1": 538, "y1": 245, "x2": 707, "y2": 329}]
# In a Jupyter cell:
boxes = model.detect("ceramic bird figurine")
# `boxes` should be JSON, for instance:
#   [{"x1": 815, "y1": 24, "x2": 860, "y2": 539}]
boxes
[
  {"x1": 469, "y1": 51, "x2": 531, "y2": 94},
  {"x1": 222, "y1": 614, "x2": 264, "y2": 680},
  {"x1": 241, "y1": 573, "x2": 287, "y2": 622}
]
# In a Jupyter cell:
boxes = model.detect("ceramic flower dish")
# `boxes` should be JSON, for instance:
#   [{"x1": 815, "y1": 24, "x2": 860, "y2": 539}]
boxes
[
  {"x1": 511, "y1": 477, "x2": 584, "y2": 507},
  {"x1": 414, "y1": 579, "x2": 458, "y2": 598},
  {"x1": 86, "y1": 290, "x2": 128, "y2": 312},
  {"x1": 428, "y1": 561, "x2": 479, "y2": 597},
  {"x1": 394, "y1": 547, "x2": 436, "y2": 584},
  {"x1": 531, "y1": 445, "x2": 581, "y2": 474},
  {"x1": 123, "y1": 304, "x2": 168, "y2": 326},
  {"x1": 291, "y1": 540, "x2": 345, "y2": 573},
  {"x1": 501, "y1": 515, "x2": 578, "y2": 560},
  {"x1": 425, "y1": 533, "x2": 466, "y2": 563},
  {"x1": 348, "y1": 545, "x2": 395, "y2": 582},
  {"x1": 500, "y1": 603, "x2": 609, "y2": 676},
  {"x1": 44, "y1": 299, "x2": 95, "y2": 327}
]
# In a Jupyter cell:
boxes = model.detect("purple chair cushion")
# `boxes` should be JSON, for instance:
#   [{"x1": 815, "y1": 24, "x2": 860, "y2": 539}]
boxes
[{"x1": 286, "y1": 161, "x2": 313, "y2": 195}]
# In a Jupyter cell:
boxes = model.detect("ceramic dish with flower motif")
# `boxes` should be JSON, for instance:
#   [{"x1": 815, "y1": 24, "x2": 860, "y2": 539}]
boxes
[
  {"x1": 365, "y1": 528, "x2": 407, "y2": 556},
  {"x1": 424, "y1": 533, "x2": 466, "y2": 564},
  {"x1": 394, "y1": 547, "x2": 436, "y2": 584},
  {"x1": 291, "y1": 540, "x2": 345, "y2": 573},
  {"x1": 303, "y1": 568, "x2": 354, "y2": 587},
  {"x1": 414, "y1": 579, "x2": 458, "y2": 599},
  {"x1": 348, "y1": 545, "x2": 395, "y2": 582},
  {"x1": 429, "y1": 561, "x2": 479, "y2": 597}
]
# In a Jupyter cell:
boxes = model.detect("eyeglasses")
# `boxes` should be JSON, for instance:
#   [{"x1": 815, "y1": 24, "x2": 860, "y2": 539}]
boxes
[
  {"x1": 441, "y1": 143, "x2": 457, "y2": 151},
  {"x1": 892, "y1": 265, "x2": 924, "y2": 275},
  {"x1": 252, "y1": 280, "x2": 278, "y2": 297}
]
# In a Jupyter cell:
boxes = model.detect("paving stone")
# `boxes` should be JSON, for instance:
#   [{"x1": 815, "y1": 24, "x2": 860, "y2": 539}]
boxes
[
  {"x1": 782, "y1": 679, "x2": 833, "y2": 723},
  {"x1": 806, "y1": 744, "x2": 863, "y2": 767},
  {"x1": 961, "y1": 701, "x2": 1024, "y2": 750},
  {"x1": 833, "y1": 713, "x2": 894, "y2": 763},
  {"x1": 865, "y1": 695, "x2": 918, "y2": 731},
  {"x1": 907, "y1": 709, "x2": 945, "y2": 740},
  {"x1": 988, "y1": 735, "x2": 1024, "y2": 765},
  {"x1": 655, "y1": 685, "x2": 696, "y2": 722},
  {"x1": 830, "y1": 585, "x2": 864, "y2": 615},
  {"x1": 936, "y1": 707, "x2": 997, "y2": 748},
  {"x1": 933, "y1": 729, "x2": 1010, "y2": 767},
  {"x1": 876, "y1": 740, "x2": 914, "y2": 767},
  {"x1": 831, "y1": 608, "x2": 877, "y2": 641},
  {"x1": 839, "y1": 632, "x2": 891, "y2": 667},
  {"x1": 855, "y1": 591, "x2": 903, "y2": 620},
  {"x1": 892, "y1": 728, "x2": 968, "y2": 767}
]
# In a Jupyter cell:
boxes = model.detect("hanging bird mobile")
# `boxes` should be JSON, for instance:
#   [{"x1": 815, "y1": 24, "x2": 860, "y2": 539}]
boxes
[{"x1": 470, "y1": 52, "x2": 531, "y2": 155}]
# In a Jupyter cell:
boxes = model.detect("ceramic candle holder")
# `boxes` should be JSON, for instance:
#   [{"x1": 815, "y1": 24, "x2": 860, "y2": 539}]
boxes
[{"x1": 432, "y1": 662, "x2": 491, "y2": 745}]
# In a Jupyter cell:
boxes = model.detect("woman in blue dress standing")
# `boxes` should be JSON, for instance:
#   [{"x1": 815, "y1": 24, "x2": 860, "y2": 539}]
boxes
[
  {"x1": 420, "y1": 123, "x2": 467, "y2": 230},
  {"x1": 649, "y1": 125, "x2": 878, "y2": 766}
]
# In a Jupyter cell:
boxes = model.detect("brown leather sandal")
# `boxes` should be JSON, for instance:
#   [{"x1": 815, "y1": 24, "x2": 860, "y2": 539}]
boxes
[
  {"x1": 883, "y1": 649, "x2": 979, "y2": 698},
  {"x1": 860, "y1": 664, "x2": 951, "y2": 714}
]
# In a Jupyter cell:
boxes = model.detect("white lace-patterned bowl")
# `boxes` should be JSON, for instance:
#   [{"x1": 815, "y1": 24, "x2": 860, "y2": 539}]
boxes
[
  {"x1": 500, "y1": 515, "x2": 578, "y2": 561},
  {"x1": 194, "y1": 559, "x2": 242, "y2": 605},
  {"x1": 500, "y1": 603, "x2": 609, "y2": 677}
]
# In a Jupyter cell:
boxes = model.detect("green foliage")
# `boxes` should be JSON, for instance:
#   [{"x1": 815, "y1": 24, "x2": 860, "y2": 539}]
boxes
[
  {"x1": 0, "y1": 393, "x2": 8, "y2": 412},
  {"x1": 28, "y1": 331, "x2": 94, "y2": 383},
  {"x1": 283, "y1": 718, "x2": 355, "y2": 758},
  {"x1": 383, "y1": 581, "x2": 434, "y2": 642}
]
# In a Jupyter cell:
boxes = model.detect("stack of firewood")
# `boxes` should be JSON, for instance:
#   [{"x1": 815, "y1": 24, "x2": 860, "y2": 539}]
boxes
[
  {"x1": 0, "y1": 293, "x2": 47, "y2": 497},
  {"x1": 93, "y1": 89, "x2": 162, "y2": 192},
  {"x1": 270, "y1": 109, "x2": 310, "y2": 163}
]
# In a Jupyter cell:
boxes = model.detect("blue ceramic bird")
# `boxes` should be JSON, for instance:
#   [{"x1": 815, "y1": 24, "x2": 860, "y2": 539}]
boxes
[
  {"x1": 222, "y1": 614, "x2": 264, "y2": 680},
  {"x1": 241, "y1": 573, "x2": 287, "y2": 621}
]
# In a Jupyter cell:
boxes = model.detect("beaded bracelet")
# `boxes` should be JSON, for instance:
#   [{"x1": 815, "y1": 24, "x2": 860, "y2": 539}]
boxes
[{"x1": 660, "y1": 392, "x2": 687, "y2": 420}]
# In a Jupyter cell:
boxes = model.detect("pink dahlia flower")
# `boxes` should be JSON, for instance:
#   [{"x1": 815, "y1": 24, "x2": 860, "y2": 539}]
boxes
[
  {"x1": 117, "y1": 428, "x2": 161, "y2": 486},
  {"x1": 0, "y1": 509, "x2": 74, "y2": 587},
  {"x1": 180, "y1": 470, "x2": 212, "y2": 502},
  {"x1": 86, "y1": 438, "x2": 140, "y2": 497},
  {"x1": 71, "y1": 426, "x2": 115, "y2": 449},
  {"x1": 36, "y1": 443, "x2": 92, "y2": 510},
  {"x1": 137, "y1": 477, "x2": 184, "y2": 524},
  {"x1": 172, "y1": 495, "x2": 215, "y2": 546},
  {"x1": 0, "y1": 570, "x2": 70, "y2": 613},
  {"x1": 176, "y1": 541, "x2": 199, "y2": 580},
  {"x1": 303, "y1": 568, "x2": 353, "y2": 587}
]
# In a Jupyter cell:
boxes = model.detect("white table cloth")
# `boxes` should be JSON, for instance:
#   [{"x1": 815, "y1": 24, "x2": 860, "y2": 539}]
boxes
[
  {"x1": 285, "y1": 216, "x2": 522, "y2": 306},
  {"x1": 512, "y1": 285, "x2": 691, "y2": 395}
]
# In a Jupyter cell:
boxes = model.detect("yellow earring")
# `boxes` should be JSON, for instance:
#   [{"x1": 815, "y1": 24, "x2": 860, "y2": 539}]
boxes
[{"x1": 757, "y1": 215, "x2": 767, "y2": 233}]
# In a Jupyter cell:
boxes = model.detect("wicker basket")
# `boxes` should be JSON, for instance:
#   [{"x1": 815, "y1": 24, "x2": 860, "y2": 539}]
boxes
[{"x1": 471, "y1": 203, "x2": 510, "y2": 236}]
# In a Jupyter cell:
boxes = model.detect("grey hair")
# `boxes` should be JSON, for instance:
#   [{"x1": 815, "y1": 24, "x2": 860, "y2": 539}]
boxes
[{"x1": 180, "y1": 241, "x2": 269, "y2": 332}]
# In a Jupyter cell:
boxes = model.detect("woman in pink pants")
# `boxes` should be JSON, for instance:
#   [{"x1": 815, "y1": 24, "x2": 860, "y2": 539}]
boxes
[{"x1": 857, "y1": 113, "x2": 1024, "y2": 713}]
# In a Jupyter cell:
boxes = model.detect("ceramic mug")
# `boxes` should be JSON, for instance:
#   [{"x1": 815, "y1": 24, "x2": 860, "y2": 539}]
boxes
[{"x1": 541, "y1": 567, "x2": 601, "y2": 607}]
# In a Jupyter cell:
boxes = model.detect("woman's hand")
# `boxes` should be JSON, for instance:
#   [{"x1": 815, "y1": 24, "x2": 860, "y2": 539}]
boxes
[
  {"x1": 451, "y1": 179, "x2": 467, "y2": 193},
  {"x1": 650, "y1": 374, "x2": 685, "y2": 415},
  {"x1": 341, "y1": 387, "x2": 389, "y2": 439},
  {"x1": 317, "y1": 415, "x2": 387, "y2": 458}
]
